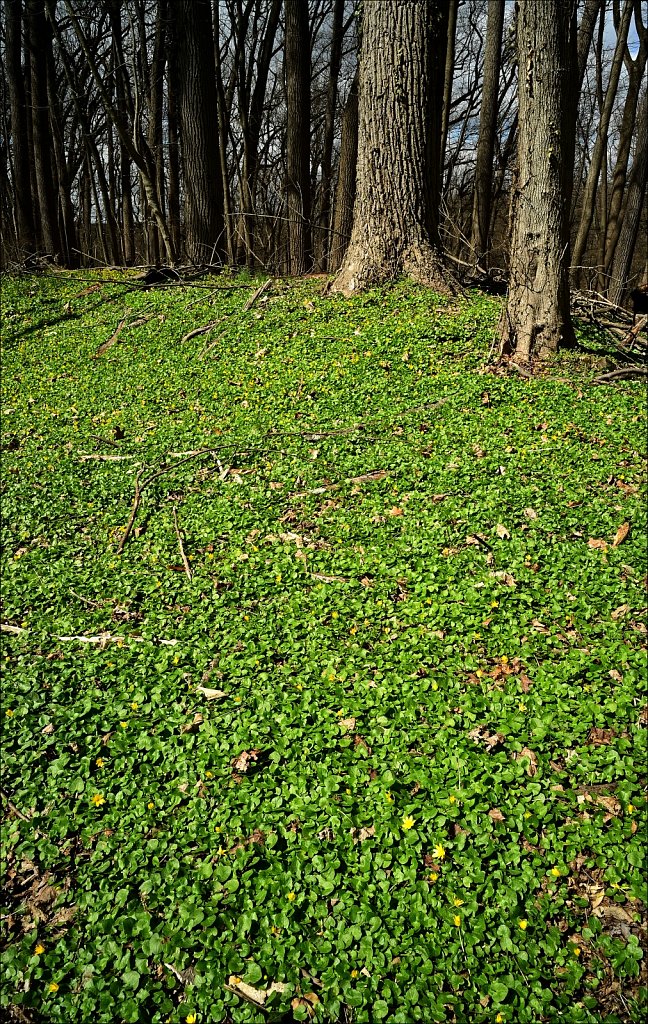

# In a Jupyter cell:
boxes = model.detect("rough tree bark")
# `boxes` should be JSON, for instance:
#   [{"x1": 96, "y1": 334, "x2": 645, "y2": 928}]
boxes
[
  {"x1": 5, "y1": 0, "x2": 36, "y2": 256},
  {"x1": 608, "y1": 89, "x2": 648, "y2": 306},
  {"x1": 440, "y1": 0, "x2": 458, "y2": 190},
  {"x1": 329, "y1": 72, "x2": 358, "y2": 273},
  {"x1": 331, "y1": 0, "x2": 456, "y2": 295},
  {"x1": 284, "y1": 0, "x2": 312, "y2": 275},
  {"x1": 469, "y1": 0, "x2": 505, "y2": 270},
  {"x1": 498, "y1": 0, "x2": 578, "y2": 362},
  {"x1": 27, "y1": 0, "x2": 62, "y2": 258},
  {"x1": 176, "y1": 0, "x2": 225, "y2": 264}
]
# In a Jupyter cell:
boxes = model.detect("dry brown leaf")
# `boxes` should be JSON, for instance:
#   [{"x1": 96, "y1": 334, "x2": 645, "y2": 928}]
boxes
[
  {"x1": 588, "y1": 538, "x2": 608, "y2": 551},
  {"x1": 524, "y1": 507, "x2": 538, "y2": 520},
  {"x1": 519, "y1": 673, "x2": 533, "y2": 693},
  {"x1": 608, "y1": 669, "x2": 623, "y2": 682},
  {"x1": 196, "y1": 686, "x2": 227, "y2": 700},
  {"x1": 611, "y1": 522, "x2": 630, "y2": 547},
  {"x1": 488, "y1": 808, "x2": 505, "y2": 822},
  {"x1": 181, "y1": 712, "x2": 204, "y2": 734},
  {"x1": 350, "y1": 825, "x2": 375, "y2": 843},
  {"x1": 517, "y1": 745, "x2": 536, "y2": 774},
  {"x1": 338, "y1": 717, "x2": 356, "y2": 733},
  {"x1": 387, "y1": 507, "x2": 404, "y2": 517},
  {"x1": 610, "y1": 604, "x2": 629, "y2": 620},
  {"x1": 41, "y1": 723, "x2": 54, "y2": 735},
  {"x1": 495, "y1": 524, "x2": 510, "y2": 539},
  {"x1": 531, "y1": 619, "x2": 550, "y2": 633},
  {"x1": 227, "y1": 976, "x2": 288, "y2": 1006},
  {"x1": 588, "y1": 728, "x2": 616, "y2": 746},
  {"x1": 232, "y1": 748, "x2": 261, "y2": 773}
]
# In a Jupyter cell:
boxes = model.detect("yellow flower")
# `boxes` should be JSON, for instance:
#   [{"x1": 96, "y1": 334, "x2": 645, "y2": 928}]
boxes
[
  {"x1": 519, "y1": 920, "x2": 528, "y2": 930},
  {"x1": 49, "y1": 982, "x2": 59, "y2": 992},
  {"x1": 431, "y1": 681, "x2": 439, "y2": 691},
  {"x1": 500, "y1": 656, "x2": 508, "y2": 665},
  {"x1": 35, "y1": 944, "x2": 45, "y2": 955},
  {"x1": 524, "y1": 811, "x2": 531, "y2": 819},
  {"x1": 453, "y1": 915, "x2": 461, "y2": 927},
  {"x1": 130, "y1": 702, "x2": 139, "y2": 711},
  {"x1": 518, "y1": 702, "x2": 527, "y2": 712},
  {"x1": 402, "y1": 815, "x2": 415, "y2": 830},
  {"x1": 476, "y1": 669, "x2": 484, "y2": 678},
  {"x1": 627, "y1": 804, "x2": 635, "y2": 813},
  {"x1": 147, "y1": 802, "x2": 154, "y2": 810},
  {"x1": 95, "y1": 757, "x2": 105, "y2": 768},
  {"x1": 205, "y1": 771, "x2": 213, "y2": 779},
  {"x1": 287, "y1": 891, "x2": 296, "y2": 901},
  {"x1": 496, "y1": 1014, "x2": 504, "y2": 1023},
  {"x1": 385, "y1": 791, "x2": 393, "y2": 803},
  {"x1": 271, "y1": 925, "x2": 281, "y2": 936},
  {"x1": 91, "y1": 793, "x2": 105, "y2": 807},
  {"x1": 216, "y1": 846, "x2": 225, "y2": 856},
  {"x1": 449, "y1": 795, "x2": 456, "y2": 804},
  {"x1": 549, "y1": 867, "x2": 561, "y2": 878},
  {"x1": 573, "y1": 947, "x2": 581, "y2": 957},
  {"x1": 350, "y1": 969, "x2": 359, "y2": 978},
  {"x1": 186, "y1": 1015, "x2": 197, "y2": 1023},
  {"x1": 429, "y1": 872, "x2": 439, "y2": 882},
  {"x1": 120, "y1": 721, "x2": 128, "y2": 729},
  {"x1": 331, "y1": 611, "x2": 338, "y2": 619},
  {"x1": 453, "y1": 898, "x2": 464, "y2": 907},
  {"x1": 433, "y1": 843, "x2": 446, "y2": 860},
  {"x1": 491, "y1": 601, "x2": 499, "y2": 609},
  {"x1": 5, "y1": 709, "x2": 14, "y2": 717}
]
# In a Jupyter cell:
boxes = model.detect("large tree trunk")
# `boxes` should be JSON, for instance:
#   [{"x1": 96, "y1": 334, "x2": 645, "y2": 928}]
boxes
[
  {"x1": 5, "y1": 0, "x2": 36, "y2": 256},
  {"x1": 608, "y1": 89, "x2": 648, "y2": 306},
  {"x1": 332, "y1": 0, "x2": 456, "y2": 295},
  {"x1": 469, "y1": 0, "x2": 505, "y2": 270},
  {"x1": 329, "y1": 73, "x2": 358, "y2": 273},
  {"x1": 176, "y1": 0, "x2": 225, "y2": 264},
  {"x1": 499, "y1": 0, "x2": 578, "y2": 362},
  {"x1": 284, "y1": 0, "x2": 312, "y2": 275}
]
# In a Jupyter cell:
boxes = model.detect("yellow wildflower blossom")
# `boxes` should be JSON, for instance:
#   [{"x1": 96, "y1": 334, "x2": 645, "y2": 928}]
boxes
[
  {"x1": 519, "y1": 920, "x2": 528, "y2": 930},
  {"x1": 91, "y1": 793, "x2": 105, "y2": 807},
  {"x1": 496, "y1": 1014, "x2": 504, "y2": 1024},
  {"x1": 453, "y1": 898, "x2": 464, "y2": 907},
  {"x1": 402, "y1": 815, "x2": 415, "y2": 830},
  {"x1": 453, "y1": 915, "x2": 461, "y2": 927},
  {"x1": 49, "y1": 982, "x2": 59, "y2": 993},
  {"x1": 35, "y1": 944, "x2": 45, "y2": 955},
  {"x1": 186, "y1": 1015, "x2": 197, "y2": 1023},
  {"x1": 287, "y1": 892, "x2": 296, "y2": 901},
  {"x1": 95, "y1": 757, "x2": 105, "y2": 768},
  {"x1": 120, "y1": 721, "x2": 128, "y2": 729},
  {"x1": 429, "y1": 872, "x2": 439, "y2": 882},
  {"x1": 433, "y1": 843, "x2": 446, "y2": 860},
  {"x1": 549, "y1": 867, "x2": 561, "y2": 878},
  {"x1": 351, "y1": 969, "x2": 359, "y2": 978}
]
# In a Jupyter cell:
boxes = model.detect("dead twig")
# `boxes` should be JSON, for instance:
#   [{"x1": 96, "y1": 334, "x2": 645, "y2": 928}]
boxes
[
  {"x1": 172, "y1": 507, "x2": 193, "y2": 580},
  {"x1": 293, "y1": 470, "x2": 388, "y2": 498},
  {"x1": 593, "y1": 366, "x2": 648, "y2": 383},
  {"x1": 181, "y1": 320, "x2": 222, "y2": 344},
  {"x1": 94, "y1": 316, "x2": 151, "y2": 357},
  {"x1": 117, "y1": 468, "x2": 146, "y2": 554},
  {"x1": 244, "y1": 278, "x2": 272, "y2": 310},
  {"x1": 1, "y1": 788, "x2": 32, "y2": 822}
]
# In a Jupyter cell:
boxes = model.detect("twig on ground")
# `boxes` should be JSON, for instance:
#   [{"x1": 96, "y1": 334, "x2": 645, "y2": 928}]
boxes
[
  {"x1": 0, "y1": 789, "x2": 33, "y2": 822},
  {"x1": 94, "y1": 316, "x2": 151, "y2": 357},
  {"x1": 79, "y1": 454, "x2": 138, "y2": 461},
  {"x1": 1, "y1": 622, "x2": 179, "y2": 646},
  {"x1": 172, "y1": 507, "x2": 193, "y2": 580},
  {"x1": 243, "y1": 278, "x2": 272, "y2": 311},
  {"x1": 593, "y1": 366, "x2": 648, "y2": 383},
  {"x1": 181, "y1": 320, "x2": 222, "y2": 344},
  {"x1": 292, "y1": 470, "x2": 388, "y2": 497}
]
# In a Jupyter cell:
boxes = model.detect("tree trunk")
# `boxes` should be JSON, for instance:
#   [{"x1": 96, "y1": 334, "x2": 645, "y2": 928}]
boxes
[
  {"x1": 608, "y1": 89, "x2": 648, "y2": 306},
  {"x1": 469, "y1": 0, "x2": 505, "y2": 270},
  {"x1": 603, "y1": 23, "x2": 647, "y2": 281},
  {"x1": 332, "y1": 0, "x2": 456, "y2": 294},
  {"x1": 5, "y1": 0, "x2": 36, "y2": 256},
  {"x1": 284, "y1": 0, "x2": 312, "y2": 275},
  {"x1": 176, "y1": 0, "x2": 225, "y2": 264},
  {"x1": 570, "y1": 0, "x2": 633, "y2": 281},
  {"x1": 440, "y1": 0, "x2": 458, "y2": 190},
  {"x1": 498, "y1": 0, "x2": 578, "y2": 361},
  {"x1": 315, "y1": 0, "x2": 345, "y2": 270},
  {"x1": 27, "y1": 0, "x2": 62, "y2": 258},
  {"x1": 329, "y1": 72, "x2": 358, "y2": 273}
]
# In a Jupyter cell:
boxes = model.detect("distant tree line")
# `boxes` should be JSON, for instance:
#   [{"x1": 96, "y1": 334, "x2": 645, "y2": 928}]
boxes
[{"x1": 1, "y1": 2, "x2": 646, "y2": 320}]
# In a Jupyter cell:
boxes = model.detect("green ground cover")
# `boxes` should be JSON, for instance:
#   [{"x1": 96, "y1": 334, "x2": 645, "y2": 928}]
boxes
[{"x1": 1, "y1": 272, "x2": 646, "y2": 1023}]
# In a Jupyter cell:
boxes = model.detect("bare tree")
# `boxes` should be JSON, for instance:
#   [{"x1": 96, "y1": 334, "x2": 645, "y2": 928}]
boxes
[
  {"x1": 332, "y1": 0, "x2": 456, "y2": 294},
  {"x1": 469, "y1": 0, "x2": 504, "y2": 270},
  {"x1": 499, "y1": 0, "x2": 578, "y2": 362},
  {"x1": 284, "y1": 0, "x2": 312, "y2": 274}
]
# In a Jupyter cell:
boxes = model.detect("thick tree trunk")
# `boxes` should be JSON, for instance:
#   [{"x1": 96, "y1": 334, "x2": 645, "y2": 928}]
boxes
[
  {"x1": 284, "y1": 0, "x2": 312, "y2": 275},
  {"x1": 329, "y1": 73, "x2": 358, "y2": 273},
  {"x1": 469, "y1": 0, "x2": 505, "y2": 270},
  {"x1": 608, "y1": 89, "x2": 648, "y2": 306},
  {"x1": 440, "y1": 0, "x2": 458, "y2": 190},
  {"x1": 332, "y1": 0, "x2": 456, "y2": 294},
  {"x1": 176, "y1": 0, "x2": 225, "y2": 264},
  {"x1": 5, "y1": 0, "x2": 36, "y2": 256},
  {"x1": 498, "y1": 0, "x2": 578, "y2": 362}
]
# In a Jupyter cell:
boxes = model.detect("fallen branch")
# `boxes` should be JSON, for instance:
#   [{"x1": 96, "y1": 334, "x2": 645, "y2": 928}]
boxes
[
  {"x1": 243, "y1": 278, "x2": 272, "y2": 311},
  {"x1": 95, "y1": 316, "x2": 151, "y2": 357},
  {"x1": 117, "y1": 468, "x2": 146, "y2": 554},
  {"x1": 173, "y1": 507, "x2": 192, "y2": 580},
  {"x1": 181, "y1": 320, "x2": 222, "y2": 344},
  {"x1": 79, "y1": 454, "x2": 138, "y2": 462},
  {"x1": 593, "y1": 366, "x2": 648, "y2": 383},
  {"x1": 1, "y1": 623, "x2": 179, "y2": 646},
  {"x1": 0, "y1": 788, "x2": 32, "y2": 822}
]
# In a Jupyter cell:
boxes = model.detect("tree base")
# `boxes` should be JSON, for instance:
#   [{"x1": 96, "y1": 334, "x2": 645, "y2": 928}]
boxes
[{"x1": 330, "y1": 239, "x2": 460, "y2": 296}]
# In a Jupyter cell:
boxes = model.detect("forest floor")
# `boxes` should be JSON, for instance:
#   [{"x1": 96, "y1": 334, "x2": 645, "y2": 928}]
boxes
[{"x1": 1, "y1": 271, "x2": 646, "y2": 1024}]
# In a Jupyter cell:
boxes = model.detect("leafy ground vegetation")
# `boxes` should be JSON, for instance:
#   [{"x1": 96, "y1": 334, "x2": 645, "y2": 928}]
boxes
[{"x1": 1, "y1": 272, "x2": 646, "y2": 1024}]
